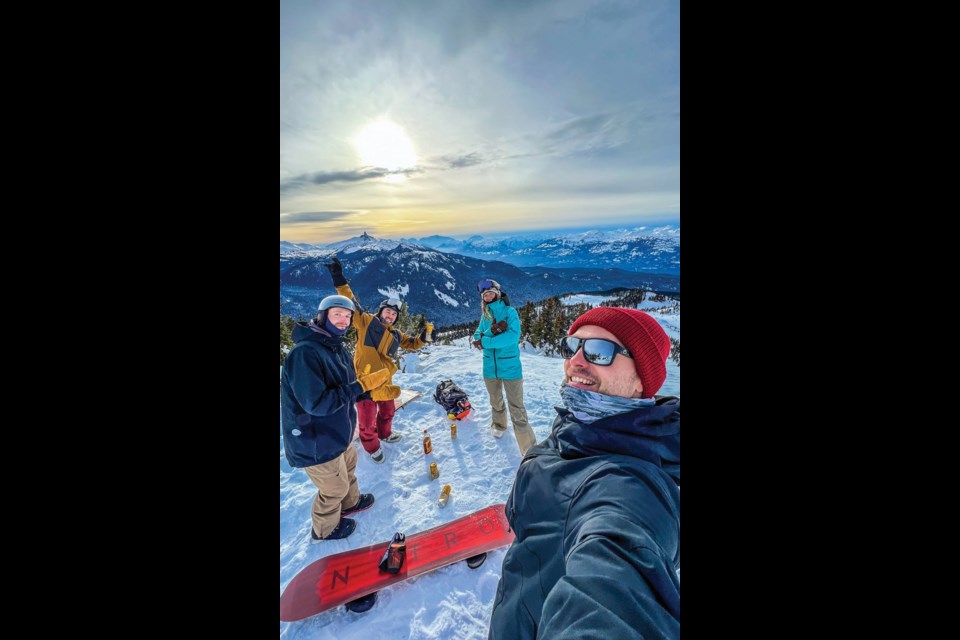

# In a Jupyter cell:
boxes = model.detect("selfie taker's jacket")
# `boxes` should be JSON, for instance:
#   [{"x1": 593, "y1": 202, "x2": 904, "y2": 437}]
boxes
[{"x1": 489, "y1": 396, "x2": 681, "y2": 639}]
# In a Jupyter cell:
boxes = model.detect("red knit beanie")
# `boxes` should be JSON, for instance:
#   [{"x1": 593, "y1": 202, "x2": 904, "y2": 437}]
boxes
[{"x1": 568, "y1": 307, "x2": 671, "y2": 398}]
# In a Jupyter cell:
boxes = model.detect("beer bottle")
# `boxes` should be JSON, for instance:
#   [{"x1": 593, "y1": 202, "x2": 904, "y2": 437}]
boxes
[{"x1": 423, "y1": 429, "x2": 432, "y2": 454}]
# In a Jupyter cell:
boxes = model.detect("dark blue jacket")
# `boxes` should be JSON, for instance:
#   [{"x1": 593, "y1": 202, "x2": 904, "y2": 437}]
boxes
[
  {"x1": 489, "y1": 396, "x2": 681, "y2": 640},
  {"x1": 280, "y1": 322, "x2": 364, "y2": 468}
]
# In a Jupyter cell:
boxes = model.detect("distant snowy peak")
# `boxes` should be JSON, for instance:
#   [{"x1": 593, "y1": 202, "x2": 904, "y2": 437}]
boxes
[
  {"x1": 563, "y1": 226, "x2": 679, "y2": 244},
  {"x1": 279, "y1": 240, "x2": 335, "y2": 257},
  {"x1": 326, "y1": 232, "x2": 401, "y2": 254},
  {"x1": 400, "y1": 235, "x2": 459, "y2": 251},
  {"x1": 647, "y1": 225, "x2": 680, "y2": 239},
  {"x1": 280, "y1": 240, "x2": 323, "y2": 255}
]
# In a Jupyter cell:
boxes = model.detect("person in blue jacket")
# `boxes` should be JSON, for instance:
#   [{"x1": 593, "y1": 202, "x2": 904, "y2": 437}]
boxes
[
  {"x1": 472, "y1": 279, "x2": 536, "y2": 455},
  {"x1": 488, "y1": 306, "x2": 680, "y2": 639},
  {"x1": 280, "y1": 295, "x2": 391, "y2": 542}
]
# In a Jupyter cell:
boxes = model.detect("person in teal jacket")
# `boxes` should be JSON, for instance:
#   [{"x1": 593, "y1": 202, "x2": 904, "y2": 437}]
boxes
[{"x1": 472, "y1": 279, "x2": 536, "y2": 454}]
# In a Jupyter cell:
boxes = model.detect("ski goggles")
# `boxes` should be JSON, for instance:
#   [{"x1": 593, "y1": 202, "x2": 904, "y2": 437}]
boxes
[
  {"x1": 559, "y1": 336, "x2": 632, "y2": 366},
  {"x1": 385, "y1": 298, "x2": 401, "y2": 307},
  {"x1": 477, "y1": 279, "x2": 500, "y2": 293}
]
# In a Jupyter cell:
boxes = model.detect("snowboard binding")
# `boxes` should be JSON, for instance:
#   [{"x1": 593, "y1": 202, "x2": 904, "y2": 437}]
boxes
[{"x1": 378, "y1": 531, "x2": 407, "y2": 574}]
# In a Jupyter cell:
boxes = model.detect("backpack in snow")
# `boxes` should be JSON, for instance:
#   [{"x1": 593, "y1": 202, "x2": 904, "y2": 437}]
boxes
[{"x1": 433, "y1": 380, "x2": 472, "y2": 420}]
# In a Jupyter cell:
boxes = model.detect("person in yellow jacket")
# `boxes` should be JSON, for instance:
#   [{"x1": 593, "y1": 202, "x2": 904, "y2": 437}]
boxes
[{"x1": 324, "y1": 257, "x2": 434, "y2": 463}]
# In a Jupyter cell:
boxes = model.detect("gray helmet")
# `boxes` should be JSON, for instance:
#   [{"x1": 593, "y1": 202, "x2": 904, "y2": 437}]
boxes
[{"x1": 318, "y1": 295, "x2": 355, "y2": 313}]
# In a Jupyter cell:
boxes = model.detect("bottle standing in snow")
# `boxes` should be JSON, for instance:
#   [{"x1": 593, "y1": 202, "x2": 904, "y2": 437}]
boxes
[
  {"x1": 438, "y1": 484, "x2": 451, "y2": 507},
  {"x1": 450, "y1": 422, "x2": 457, "y2": 439},
  {"x1": 430, "y1": 462, "x2": 439, "y2": 480},
  {"x1": 423, "y1": 429, "x2": 433, "y2": 455}
]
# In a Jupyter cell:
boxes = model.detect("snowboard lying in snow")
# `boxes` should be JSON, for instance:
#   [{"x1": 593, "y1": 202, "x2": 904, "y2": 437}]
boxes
[
  {"x1": 393, "y1": 389, "x2": 422, "y2": 410},
  {"x1": 353, "y1": 390, "x2": 422, "y2": 440},
  {"x1": 279, "y1": 503, "x2": 514, "y2": 621}
]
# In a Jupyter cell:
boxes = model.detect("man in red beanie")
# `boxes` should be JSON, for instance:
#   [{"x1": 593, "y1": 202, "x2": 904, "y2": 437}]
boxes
[{"x1": 488, "y1": 306, "x2": 680, "y2": 640}]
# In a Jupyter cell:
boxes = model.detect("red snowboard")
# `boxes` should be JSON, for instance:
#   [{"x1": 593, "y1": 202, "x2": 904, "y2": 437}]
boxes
[{"x1": 280, "y1": 503, "x2": 514, "y2": 621}]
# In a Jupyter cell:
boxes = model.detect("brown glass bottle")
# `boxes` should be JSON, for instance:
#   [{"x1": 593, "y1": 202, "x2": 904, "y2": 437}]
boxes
[{"x1": 423, "y1": 429, "x2": 432, "y2": 455}]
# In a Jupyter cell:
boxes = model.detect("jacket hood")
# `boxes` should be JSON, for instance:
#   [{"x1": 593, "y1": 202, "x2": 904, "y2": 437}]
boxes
[
  {"x1": 550, "y1": 395, "x2": 680, "y2": 485},
  {"x1": 291, "y1": 321, "x2": 343, "y2": 348}
]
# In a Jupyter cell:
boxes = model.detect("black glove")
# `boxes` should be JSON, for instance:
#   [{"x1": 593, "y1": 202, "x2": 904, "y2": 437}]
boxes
[
  {"x1": 357, "y1": 390, "x2": 372, "y2": 403},
  {"x1": 490, "y1": 320, "x2": 507, "y2": 336},
  {"x1": 472, "y1": 339, "x2": 483, "y2": 350},
  {"x1": 324, "y1": 256, "x2": 348, "y2": 286}
]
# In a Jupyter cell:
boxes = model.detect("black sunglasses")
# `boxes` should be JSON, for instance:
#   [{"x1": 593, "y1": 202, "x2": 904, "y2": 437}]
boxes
[
  {"x1": 559, "y1": 336, "x2": 632, "y2": 366},
  {"x1": 477, "y1": 279, "x2": 496, "y2": 292}
]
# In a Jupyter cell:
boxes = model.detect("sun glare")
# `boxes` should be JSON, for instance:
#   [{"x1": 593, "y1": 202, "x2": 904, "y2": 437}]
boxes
[{"x1": 355, "y1": 121, "x2": 417, "y2": 182}]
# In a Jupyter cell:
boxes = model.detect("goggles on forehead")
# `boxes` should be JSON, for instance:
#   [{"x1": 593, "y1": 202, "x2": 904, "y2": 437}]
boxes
[
  {"x1": 377, "y1": 298, "x2": 402, "y2": 317},
  {"x1": 477, "y1": 279, "x2": 499, "y2": 293},
  {"x1": 559, "y1": 336, "x2": 632, "y2": 366}
]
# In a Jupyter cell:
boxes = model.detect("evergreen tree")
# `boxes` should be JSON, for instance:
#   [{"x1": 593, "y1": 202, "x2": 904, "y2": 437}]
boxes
[
  {"x1": 280, "y1": 299, "x2": 296, "y2": 365},
  {"x1": 436, "y1": 321, "x2": 476, "y2": 344},
  {"x1": 528, "y1": 302, "x2": 546, "y2": 349},
  {"x1": 531, "y1": 297, "x2": 560, "y2": 355},
  {"x1": 519, "y1": 301, "x2": 536, "y2": 345},
  {"x1": 549, "y1": 304, "x2": 569, "y2": 356},
  {"x1": 600, "y1": 288, "x2": 647, "y2": 308}
]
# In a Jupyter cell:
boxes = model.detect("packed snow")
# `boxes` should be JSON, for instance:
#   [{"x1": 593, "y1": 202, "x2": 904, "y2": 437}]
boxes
[{"x1": 281, "y1": 314, "x2": 680, "y2": 638}]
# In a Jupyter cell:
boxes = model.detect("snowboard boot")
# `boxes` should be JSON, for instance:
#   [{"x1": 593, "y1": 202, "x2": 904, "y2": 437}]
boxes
[
  {"x1": 311, "y1": 517, "x2": 356, "y2": 543},
  {"x1": 342, "y1": 493, "x2": 375, "y2": 516},
  {"x1": 344, "y1": 591, "x2": 377, "y2": 613},
  {"x1": 466, "y1": 552, "x2": 487, "y2": 569}
]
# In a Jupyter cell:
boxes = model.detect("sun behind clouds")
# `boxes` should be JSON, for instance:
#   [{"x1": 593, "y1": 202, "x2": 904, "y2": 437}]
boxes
[{"x1": 354, "y1": 121, "x2": 417, "y2": 182}]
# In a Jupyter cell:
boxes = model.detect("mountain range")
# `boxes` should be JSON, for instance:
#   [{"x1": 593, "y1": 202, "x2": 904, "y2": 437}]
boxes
[
  {"x1": 280, "y1": 233, "x2": 680, "y2": 326},
  {"x1": 406, "y1": 226, "x2": 679, "y2": 274},
  {"x1": 281, "y1": 226, "x2": 679, "y2": 275}
]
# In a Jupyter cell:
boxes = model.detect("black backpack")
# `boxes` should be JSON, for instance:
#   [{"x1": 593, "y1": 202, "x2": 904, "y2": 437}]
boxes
[{"x1": 433, "y1": 380, "x2": 472, "y2": 420}]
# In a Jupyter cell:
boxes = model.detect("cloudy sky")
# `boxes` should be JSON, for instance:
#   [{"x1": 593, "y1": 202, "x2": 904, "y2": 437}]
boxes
[{"x1": 280, "y1": 0, "x2": 680, "y2": 244}]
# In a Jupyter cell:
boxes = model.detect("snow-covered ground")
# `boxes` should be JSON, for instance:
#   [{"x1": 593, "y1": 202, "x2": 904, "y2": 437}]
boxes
[{"x1": 281, "y1": 315, "x2": 680, "y2": 638}]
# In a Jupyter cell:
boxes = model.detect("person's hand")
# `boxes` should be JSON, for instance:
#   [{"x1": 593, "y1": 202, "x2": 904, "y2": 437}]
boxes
[
  {"x1": 324, "y1": 256, "x2": 343, "y2": 276},
  {"x1": 490, "y1": 320, "x2": 507, "y2": 335},
  {"x1": 357, "y1": 390, "x2": 372, "y2": 403},
  {"x1": 357, "y1": 364, "x2": 391, "y2": 391},
  {"x1": 324, "y1": 256, "x2": 347, "y2": 285},
  {"x1": 472, "y1": 339, "x2": 483, "y2": 350}
]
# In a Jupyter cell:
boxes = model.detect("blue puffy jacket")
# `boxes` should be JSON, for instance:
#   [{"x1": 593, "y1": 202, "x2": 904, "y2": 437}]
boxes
[
  {"x1": 280, "y1": 322, "x2": 365, "y2": 468},
  {"x1": 489, "y1": 397, "x2": 681, "y2": 640},
  {"x1": 473, "y1": 300, "x2": 523, "y2": 380}
]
